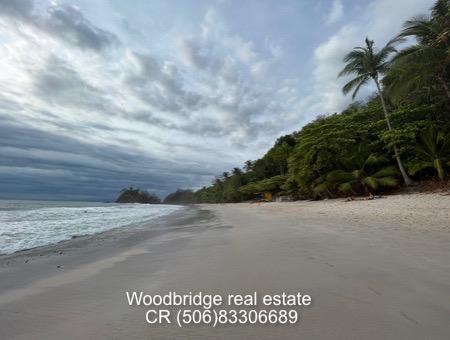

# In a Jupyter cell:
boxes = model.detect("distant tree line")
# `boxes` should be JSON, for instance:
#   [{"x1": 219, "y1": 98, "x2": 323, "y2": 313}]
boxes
[
  {"x1": 164, "y1": 1, "x2": 450, "y2": 203},
  {"x1": 163, "y1": 189, "x2": 195, "y2": 204}
]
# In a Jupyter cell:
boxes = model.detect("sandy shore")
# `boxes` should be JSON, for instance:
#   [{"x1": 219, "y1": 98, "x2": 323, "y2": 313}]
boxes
[{"x1": 1, "y1": 193, "x2": 449, "y2": 339}]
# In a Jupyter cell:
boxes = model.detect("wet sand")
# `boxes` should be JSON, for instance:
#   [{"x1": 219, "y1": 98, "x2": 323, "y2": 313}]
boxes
[{"x1": 1, "y1": 193, "x2": 450, "y2": 339}]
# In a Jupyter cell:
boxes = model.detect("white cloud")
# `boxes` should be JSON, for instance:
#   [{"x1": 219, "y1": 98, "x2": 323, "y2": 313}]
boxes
[
  {"x1": 0, "y1": 0, "x2": 307, "y2": 198},
  {"x1": 0, "y1": 0, "x2": 436, "y2": 199},
  {"x1": 312, "y1": 25, "x2": 361, "y2": 113},
  {"x1": 309, "y1": 0, "x2": 433, "y2": 116}
]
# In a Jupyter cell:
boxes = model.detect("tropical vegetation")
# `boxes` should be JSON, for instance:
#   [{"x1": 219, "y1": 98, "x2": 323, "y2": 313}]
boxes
[
  {"x1": 165, "y1": 0, "x2": 450, "y2": 203},
  {"x1": 163, "y1": 189, "x2": 195, "y2": 204}
]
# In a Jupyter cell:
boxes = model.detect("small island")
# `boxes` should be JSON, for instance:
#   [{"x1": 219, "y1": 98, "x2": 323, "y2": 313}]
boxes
[{"x1": 116, "y1": 186, "x2": 161, "y2": 204}]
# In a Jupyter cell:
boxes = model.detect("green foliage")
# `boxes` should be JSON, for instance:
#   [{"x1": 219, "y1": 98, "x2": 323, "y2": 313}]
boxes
[
  {"x1": 384, "y1": 0, "x2": 450, "y2": 103},
  {"x1": 338, "y1": 34, "x2": 414, "y2": 185},
  {"x1": 163, "y1": 189, "x2": 195, "y2": 204},
  {"x1": 378, "y1": 104, "x2": 433, "y2": 151},
  {"x1": 339, "y1": 37, "x2": 401, "y2": 99},
  {"x1": 192, "y1": 0, "x2": 450, "y2": 203},
  {"x1": 193, "y1": 135, "x2": 296, "y2": 203},
  {"x1": 239, "y1": 175, "x2": 288, "y2": 195},
  {"x1": 408, "y1": 123, "x2": 450, "y2": 180},
  {"x1": 287, "y1": 101, "x2": 386, "y2": 197},
  {"x1": 312, "y1": 152, "x2": 399, "y2": 196}
]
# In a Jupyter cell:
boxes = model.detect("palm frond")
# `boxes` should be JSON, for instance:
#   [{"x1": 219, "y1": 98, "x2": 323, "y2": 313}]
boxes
[
  {"x1": 364, "y1": 154, "x2": 389, "y2": 167},
  {"x1": 352, "y1": 169, "x2": 364, "y2": 179},
  {"x1": 375, "y1": 177, "x2": 399, "y2": 187},
  {"x1": 408, "y1": 160, "x2": 434, "y2": 175},
  {"x1": 363, "y1": 176, "x2": 379, "y2": 190},
  {"x1": 432, "y1": 0, "x2": 450, "y2": 18},
  {"x1": 372, "y1": 166, "x2": 398, "y2": 178},
  {"x1": 399, "y1": 15, "x2": 433, "y2": 41},
  {"x1": 326, "y1": 170, "x2": 354, "y2": 183},
  {"x1": 342, "y1": 75, "x2": 370, "y2": 98},
  {"x1": 339, "y1": 37, "x2": 398, "y2": 98},
  {"x1": 338, "y1": 182, "x2": 353, "y2": 193},
  {"x1": 312, "y1": 182, "x2": 330, "y2": 194}
]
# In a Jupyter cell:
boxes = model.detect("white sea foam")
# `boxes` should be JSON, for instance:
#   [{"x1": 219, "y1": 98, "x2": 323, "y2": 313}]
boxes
[{"x1": 0, "y1": 200, "x2": 181, "y2": 254}]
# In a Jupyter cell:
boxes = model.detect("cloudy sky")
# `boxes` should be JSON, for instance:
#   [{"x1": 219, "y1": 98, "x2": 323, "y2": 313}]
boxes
[{"x1": 0, "y1": 0, "x2": 433, "y2": 201}]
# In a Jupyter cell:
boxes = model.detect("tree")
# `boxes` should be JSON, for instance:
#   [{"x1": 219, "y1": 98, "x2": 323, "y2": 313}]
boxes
[
  {"x1": 312, "y1": 154, "x2": 399, "y2": 196},
  {"x1": 232, "y1": 167, "x2": 243, "y2": 176},
  {"x1": 338, "y1": 37, "x2": 413, "y2": 185},
  {"x1": 409, "y1": 123, "x2": 450, "y2": 181},
  {"x1": 385, "y1": 0, "x2": 450, "y2": 101},
  {"x1": 265, "y1": 135, "x2": 297, "y2": 175},
  {"x1": 163, "y1": 189, "x2": 195, "y2": 204},
  {"x1": 239, "y1": 175, "x2": 288, "y2": 195},
  {"x1": 244, "y1": 160, "x2": 254, "y2": 172}
]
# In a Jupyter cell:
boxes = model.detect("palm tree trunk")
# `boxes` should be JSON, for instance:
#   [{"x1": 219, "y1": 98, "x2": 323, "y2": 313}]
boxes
[
  {"x1": 373, "y1": 77, "x2": 413, "y2": 186},
  {"x1": 434, "y1": 159, "x2": 445, "y2": 182}
]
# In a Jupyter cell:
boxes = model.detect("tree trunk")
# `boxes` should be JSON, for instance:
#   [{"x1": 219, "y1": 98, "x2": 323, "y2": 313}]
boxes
[
  {"x1": 434, "y1": 158, "x2": 445, "y2": 182},
  {"x1": 437, "y1": 74, "x2": 450, "y2": 100},
  {"x1": 374, "y1": 77, "x2": 414, "y2": 186}
]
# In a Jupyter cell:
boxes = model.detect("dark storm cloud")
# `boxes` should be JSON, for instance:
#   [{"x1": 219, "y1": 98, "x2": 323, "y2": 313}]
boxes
[
  {"x1": 0, "y1": 0, "x2": 302, "y2": 202},
  {"x1": 0, "y1": 119, "x2": 214, "y2": 201}
]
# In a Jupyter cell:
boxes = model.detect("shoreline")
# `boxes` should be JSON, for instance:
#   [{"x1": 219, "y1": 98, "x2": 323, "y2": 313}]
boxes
[
  {"x1": 0, "y1": 207, "x2": 185, "y2": 258},
  {"x1": 1, "y1": 193, "x2": 449, "y2": 339},
  {"x1": 0, "y1": 207, "x2": 209, "y2": 292},
  {"x1": 2, "y1": 190, "x2": 447, "y2": 258}
]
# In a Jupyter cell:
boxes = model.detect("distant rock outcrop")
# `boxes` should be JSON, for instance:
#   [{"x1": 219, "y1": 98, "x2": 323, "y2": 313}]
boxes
[{"x1": 116, "y1": 186, "x2": 161, "y2": 204}]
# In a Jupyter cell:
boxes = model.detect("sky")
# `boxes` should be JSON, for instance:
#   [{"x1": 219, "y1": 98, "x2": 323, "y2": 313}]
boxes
[{"x1": 0, "y1": 0, "x2": 434, "y2": 201}]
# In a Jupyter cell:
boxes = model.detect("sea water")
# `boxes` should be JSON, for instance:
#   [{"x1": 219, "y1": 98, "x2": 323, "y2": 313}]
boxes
[{"x1": 0, "y1": 200, "x2": 180, "y2": 254}]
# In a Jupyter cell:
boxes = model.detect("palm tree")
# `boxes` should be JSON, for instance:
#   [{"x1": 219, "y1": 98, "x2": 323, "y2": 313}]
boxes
[
  {"x1": 232, "y1": 167, "x2": 243, "y2": 176},
  {"x1": 244, "y1": 160, "x2": 254, "y2": 172},
  {"x1": 386, "y1": 0, "x2": 450, "y2": 100},
  {"x1": 338, "y1": 37, "x2": 413, "y2": 185},
  {"x1": 313, "y1": 154, "x2": 399, "y2": 196},
  {"x1": 409, "y1": 123, "x2": 450, "y2": 181}
]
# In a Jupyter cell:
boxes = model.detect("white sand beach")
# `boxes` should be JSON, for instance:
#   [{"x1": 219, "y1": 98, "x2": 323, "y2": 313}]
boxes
[{"x1": 0, "y1": 193, "x2": 449, "y2": 339}]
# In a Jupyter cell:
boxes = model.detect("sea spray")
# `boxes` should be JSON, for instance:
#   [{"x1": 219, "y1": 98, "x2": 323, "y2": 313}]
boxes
[{"x1": 0, "y1": 200, "x2": 180, "y2": 254}]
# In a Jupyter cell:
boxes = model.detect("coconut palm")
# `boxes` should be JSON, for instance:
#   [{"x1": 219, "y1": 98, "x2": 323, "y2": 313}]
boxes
[
  {"x1": 244, "y1": 160, "x2": 254, "y2": 172},
  {"x1": 338, "y1": 37, "x2": 413, "y2": 185},
  {"x1": 313, "y1": 153, "x2": 399, "y2": 196},
  {"x1": 409, "y1": 123, "x2": 450, "y2": 181},
  {"x1": 386, "y1": 0, "x2": 450, "y2": 101},
  {"x1": 232, "y1": 167, "x2": 243, "y2": 176}
]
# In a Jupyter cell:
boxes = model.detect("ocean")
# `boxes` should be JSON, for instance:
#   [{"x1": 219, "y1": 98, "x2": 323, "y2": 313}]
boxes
[{"x1": 0, "y1": 200, "x2": 181, "y2": 255}]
